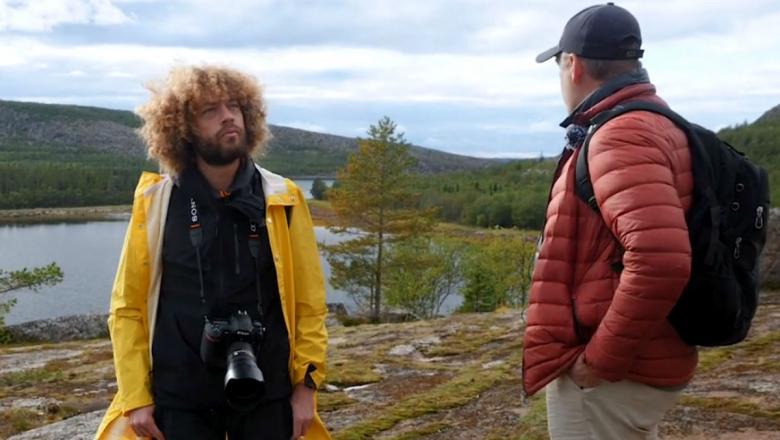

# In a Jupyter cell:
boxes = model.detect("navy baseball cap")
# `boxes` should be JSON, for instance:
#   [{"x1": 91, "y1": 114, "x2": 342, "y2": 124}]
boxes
[{"x1": 536, "y1": 2, "x2": 644, "y2": 63}]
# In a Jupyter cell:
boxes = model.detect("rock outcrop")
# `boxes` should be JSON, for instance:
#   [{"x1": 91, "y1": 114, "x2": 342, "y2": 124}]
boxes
[
  {"x1": 7, "y1": 410, "x2": 103, "y2": 440},
  {"x1": 5, "y1": 314, "x2": 108, "y2": 343}
]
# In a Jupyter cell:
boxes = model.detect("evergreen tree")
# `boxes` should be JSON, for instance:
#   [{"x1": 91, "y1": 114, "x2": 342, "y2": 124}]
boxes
[
  {"x1": 324, "y1": 117, "x2": 436, "y2": 321},
  {"x1": 0, "y1": 263, "x2": 63, "y2": 339},
  {"x1": 310, "y1": 178, "x2": 329, "y2": 200}
]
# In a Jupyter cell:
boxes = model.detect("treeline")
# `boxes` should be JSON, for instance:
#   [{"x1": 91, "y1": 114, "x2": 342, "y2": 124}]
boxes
[
  {"x1": 260, "y1": 144, "x2": 349, "y2": 177},
  {"x1": 0, "y1": 141, "x2": 155, "y2": 209},
  {"x1": 412, "y1": 158, "x2": 555, "y2": 230},
  {"x1": 407, "y1": 110, "x2": 780, "y2": 231},
  {"x1": 310, "y1": 159, "x2": 555, "y2": 230},
  {"x1": 719, "y1": 117, "x2": 780, "y2": 204}
]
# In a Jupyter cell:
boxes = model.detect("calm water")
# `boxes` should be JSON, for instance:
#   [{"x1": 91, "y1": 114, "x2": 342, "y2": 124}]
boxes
[
  {"x1": 0, "y1": 221, "x2": 355, "y2": 325},
  {"x1": 295, "y1": 179, "x2": 334, "y2": 199},
  {"x1": 0, "y1": 181, "x2": 462, "y2": 324}
]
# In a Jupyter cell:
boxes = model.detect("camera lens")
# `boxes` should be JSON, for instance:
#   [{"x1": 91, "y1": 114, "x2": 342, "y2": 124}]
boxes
[{"x1": 224, "y1": 341, "x2": 265, "y2": 411}]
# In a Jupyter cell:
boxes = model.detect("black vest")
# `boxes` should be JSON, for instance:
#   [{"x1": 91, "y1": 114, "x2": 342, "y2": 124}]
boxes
[{"x1": 151, "y1": 161, "x2": 292, "y2": 409}]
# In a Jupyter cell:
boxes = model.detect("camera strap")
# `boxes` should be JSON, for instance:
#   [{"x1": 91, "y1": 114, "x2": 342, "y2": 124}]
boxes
[
  {"x1": 248, "y1": 221, "x2": 265, "y2": 321},
  {"x1": 188, "y1": 196, "x2": 266, "y2": 322},
  {"x1": 188, "y1": 197, "x2": 208, "y2": 321}
]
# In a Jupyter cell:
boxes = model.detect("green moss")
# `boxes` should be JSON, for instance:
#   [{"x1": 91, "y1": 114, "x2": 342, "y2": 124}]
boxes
[
  {"x1": 319, "y1": 392, "x2": 356, "y2": 412},
  {"x1": 386, "y1": 422, "x2": 450, "y2": 440},
  {"x1": 680, "y1": 395, "x2": 780, "y2": 420},
  {"x1": 0, "y1": 408, "x2": 41, "y2": 436},
  {"x1": 0, "y1": 367, "x2": 64, "y2": 387},
  {"x1": 510, "y1": 394, "x2": 549, "y2": 440},
  {"x1": 696, "y1": 330, "x2": 780, "y2": 374},
  {"x1": 738, "y1": 331, "x2": 780, "y2": 357},
  {"x1": 697, "y1": 348, "x2": 734, "y2": 373},
  {"x1": 325, "y1": 359, "x2": 383, "y2": 387},
  {"x1": 333, "y1": 358, "x2": 515, "y2": 440},
  {"x1": 423, "y1": 328, "x2": 510, "y2": 357}
]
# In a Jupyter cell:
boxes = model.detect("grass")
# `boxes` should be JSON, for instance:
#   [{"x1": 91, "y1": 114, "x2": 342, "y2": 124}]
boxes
[
  {"x1": 422, "y1": 327, "x2": 510, "y2": 358},
  {"x1": 697, "y1": 348, "x2": 735, "y2": 373},
  {"x1": 1, "y1": 408, "x2": 39, "y2": 435},
  {"x1": 319, "y1": 392, "x2": 356, "y2": 412},
  {"x1": 0, "y1": 367, "x2": 65, "y2": 388},
  {"x1": 508, "y1": 394, "x2": 549, "y2": 440},
  {"x1": 325, "y1": 357, "x2": 384, "y2": 387},
  {"x1": 697, "y1": 330, "x2": 780, "y2": 374},
  {"x1": 679, "y1": 395, "x2": 780, "y2": 421},
  {"x1": 0, "y1": 401, "x2": 81, "y2": 438},
  {"x1": 385, "y1": 422, "x2": 450, "y2": 440},
  {"x1": 332, "y1": 354, "x2": 517, "y2": 440}
]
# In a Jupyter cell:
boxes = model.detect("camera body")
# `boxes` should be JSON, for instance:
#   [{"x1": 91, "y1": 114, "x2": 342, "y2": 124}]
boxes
[{"x1": 200, "y1": 310, "x2": 266, "y2": 411}]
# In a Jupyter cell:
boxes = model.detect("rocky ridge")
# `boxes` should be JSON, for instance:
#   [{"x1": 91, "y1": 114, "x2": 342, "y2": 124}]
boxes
[{"x1": 3, "y1": 304, "x2": 780, "y2": 439}]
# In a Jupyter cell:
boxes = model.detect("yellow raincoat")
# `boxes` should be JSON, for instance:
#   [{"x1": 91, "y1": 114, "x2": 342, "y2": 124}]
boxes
[{"x1": 95, "y1": 166, "x2": 330, "y2": 439}]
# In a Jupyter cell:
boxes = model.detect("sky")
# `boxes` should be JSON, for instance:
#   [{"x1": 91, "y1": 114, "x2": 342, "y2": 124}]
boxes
[{"x1": 1, "y1": 0, "x2": 779, "y2": 158}]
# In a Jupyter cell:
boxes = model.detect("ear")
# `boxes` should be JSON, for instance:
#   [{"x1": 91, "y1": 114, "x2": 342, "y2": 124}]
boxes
[{"x1": 569, "y1": 54, "x2": 585, "y2": 84}]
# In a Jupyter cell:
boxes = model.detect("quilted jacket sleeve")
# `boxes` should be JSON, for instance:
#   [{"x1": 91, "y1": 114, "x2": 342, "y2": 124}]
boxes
[{"x1": 583, "y1": 112, "x2": 692, "y2": 381}]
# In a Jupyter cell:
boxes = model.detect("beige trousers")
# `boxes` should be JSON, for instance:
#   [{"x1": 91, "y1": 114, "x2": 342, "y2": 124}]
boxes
[{"x1": 545, "y1": 374, "x2": 682, "y2": 440}]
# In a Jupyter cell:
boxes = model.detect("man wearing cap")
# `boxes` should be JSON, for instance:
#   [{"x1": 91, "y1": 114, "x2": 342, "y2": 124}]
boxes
[{"x1": 522, "y1": 3, "x2": 696, "y2": 439}]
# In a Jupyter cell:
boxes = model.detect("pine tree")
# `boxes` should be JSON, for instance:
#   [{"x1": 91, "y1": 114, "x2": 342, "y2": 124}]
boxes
[
  {"x1": 0, "y1": 263, "x2": 63, "y2": 339},
  {"x1": 324, "y1": 117, "x2": 436, "y2": 321},
  {"x1": 310, "y1": 178, "x2": 329, "y2": 200}
]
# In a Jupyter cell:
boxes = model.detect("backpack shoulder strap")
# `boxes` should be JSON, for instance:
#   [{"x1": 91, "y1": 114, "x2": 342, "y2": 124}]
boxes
[{"x1": 575, "y1": 101, "x2": 694, "y2": 213}]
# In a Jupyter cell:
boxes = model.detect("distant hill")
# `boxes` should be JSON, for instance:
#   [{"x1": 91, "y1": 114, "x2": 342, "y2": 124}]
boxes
[
  {"x1": 0, "y1": 99, "x2": 504, "y2": 209},
  {"x1": 0, "y1": 99, "x2": 499, "y2": 176},
  {"x1": 719, "y1": 104, "x2": 780, "y2": 204},
  {"x1": 415, "y1": 102, "x2": 780, "y2": 230},
  {"x1": 754, "y1": 103, "x2": 780, "y2": 126}
]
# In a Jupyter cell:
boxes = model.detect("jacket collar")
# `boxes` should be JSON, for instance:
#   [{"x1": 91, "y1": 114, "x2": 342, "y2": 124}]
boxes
[
  {"x1": 140, "y1": 164, "x2": 297, "y2": 208},
  {"x1": 559, "y1": 68, "x2": 655, "y2": 128},
  {"x1": 256, "y1": 165, "x2": 298, "y2": 206}
]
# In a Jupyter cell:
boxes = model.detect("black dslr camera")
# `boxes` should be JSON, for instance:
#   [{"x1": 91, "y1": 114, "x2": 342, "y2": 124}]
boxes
[{"x1": 200, "y1": 310, "x2": 265, "y2": 411}]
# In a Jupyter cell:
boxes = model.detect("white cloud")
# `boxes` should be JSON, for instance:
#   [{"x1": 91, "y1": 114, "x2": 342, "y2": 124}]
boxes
[
  {"x1": 0, "y1": 0, "x2": 132, "y2": 32},
  {"x1": 107, "y1": 70, "x2": 133, "y2": 78},
  {"x1": 0, "y1": 37, "x2": 554, "y2": 106},
  {"x1": 0, "y1": 0, "x2": 779, "y2": 156}
]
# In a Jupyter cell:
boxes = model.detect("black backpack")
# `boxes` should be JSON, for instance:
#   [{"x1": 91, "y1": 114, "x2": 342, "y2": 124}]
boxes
[{"x1": 575, "y1": 101, "x2": 770, "y2": 347}]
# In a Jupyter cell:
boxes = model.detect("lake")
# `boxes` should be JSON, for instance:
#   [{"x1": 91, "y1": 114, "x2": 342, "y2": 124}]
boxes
[
  {"x1": 294, "y1": 178, "x2": 333, "y2": 200},
  {"x1": 0, "y1": 181, "x2": 462, "y2": 324}
]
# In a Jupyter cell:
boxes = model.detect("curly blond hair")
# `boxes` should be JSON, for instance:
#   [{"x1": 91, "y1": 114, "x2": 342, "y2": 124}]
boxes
[{"x1": 136, "y1": 65, "x2": 271, "y2": 175}]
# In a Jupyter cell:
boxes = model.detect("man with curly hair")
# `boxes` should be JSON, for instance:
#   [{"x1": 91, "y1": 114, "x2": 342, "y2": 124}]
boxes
[{"x1": 95, "y1": 65, "x2": 330, "y2": 440}]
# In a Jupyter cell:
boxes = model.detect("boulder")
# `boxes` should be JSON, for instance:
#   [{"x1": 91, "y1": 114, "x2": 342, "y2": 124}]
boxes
[{"x1": 7, "y1": 410, "x2": 103, "y2": 440}]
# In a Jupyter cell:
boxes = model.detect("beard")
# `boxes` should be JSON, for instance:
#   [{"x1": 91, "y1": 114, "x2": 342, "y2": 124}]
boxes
[{"x1": 193, "y1": 127, "x2": 249, "y2": 166}]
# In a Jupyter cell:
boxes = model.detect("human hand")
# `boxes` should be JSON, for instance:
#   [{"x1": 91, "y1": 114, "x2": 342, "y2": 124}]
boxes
[
  {"x1": 127, "y1": 405, "x2": 165, "y2": 440},
  {"x1": 290, "y1": 383, "x2": 315, "y2": 440},
  {"x1": 568, "y1": 352, "x2": 603, "y2": 389}
]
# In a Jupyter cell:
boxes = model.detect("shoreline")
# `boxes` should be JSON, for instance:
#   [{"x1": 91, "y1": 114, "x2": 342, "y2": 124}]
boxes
[
  {"x1": 0, "y1": 205, "x2": 132, "y2": 224},
  {"x1": 0, "y1": 200, "x2": 338, "y2": 225}
]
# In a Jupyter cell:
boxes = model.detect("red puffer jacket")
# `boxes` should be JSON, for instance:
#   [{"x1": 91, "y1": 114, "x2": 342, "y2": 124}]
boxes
[{"x1": 522, "y1": 83, "x2": 698, "y2": 396}]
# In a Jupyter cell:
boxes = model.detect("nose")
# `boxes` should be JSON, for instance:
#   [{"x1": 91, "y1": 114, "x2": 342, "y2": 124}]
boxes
[{"x1": 218, "y1": 103, "x2": 234, "y2": 122}]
